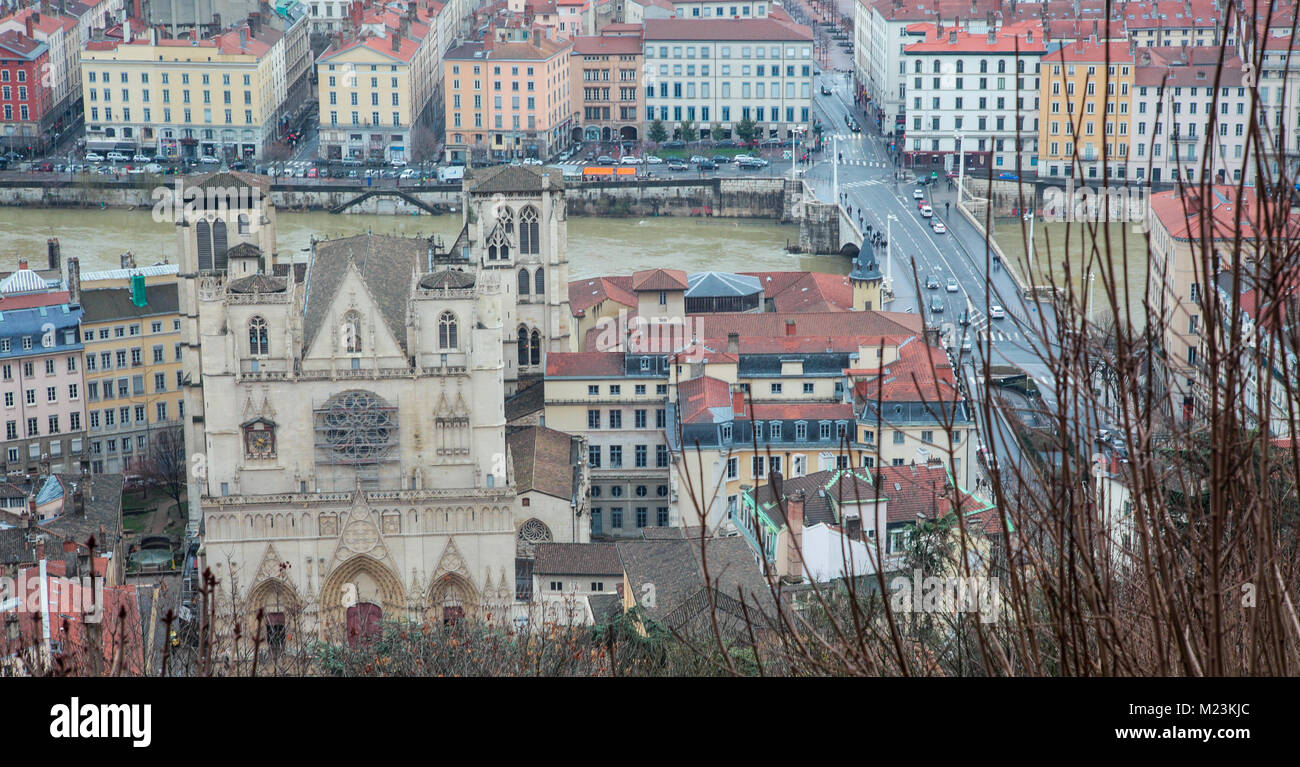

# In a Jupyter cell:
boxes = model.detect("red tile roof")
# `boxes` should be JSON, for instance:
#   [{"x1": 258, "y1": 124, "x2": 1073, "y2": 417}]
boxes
[
  {"x1": 677, "y1": 375, "x2": 733, "y2": 424},
  {"x1": 876, "y1": 462, "x2": 996, "y2": 530},
  {"x1": 743, "y1": 271, "x2": 854, "y2": 313},
  {"x1": 688, "y1": 310, "x2": 922, "y2": 353},
  {"x1": 571, "y1": 33, "x2": 643, "y2": 55},
  {"x1": 632, "y1": 268, "x2": 689, "y2": 291},
  {"x1": 850, "y1": 338, "x2": 963, "y2": 404},
  {"x1": 1043, "y1": 39, "x2": 1136, "y2": 64},
  {"x1": 904, "y1": 20, "x2": 1046, "y2": 54},
  {"x1": 545, "y1": 351, "x2": 625, "y2": 377},
  {"x1": 568, "y1": 275, "x2": 636, "y2": 313},
  {"x1": 644, "y1": 17, "x2": 813, "y2": 42},
  {"x1": 750, "y1": 402, "x2": 855, "y2": 420},
  {"x1": 1148, "y1": 186, "x2": 1300, "y2": 242}
]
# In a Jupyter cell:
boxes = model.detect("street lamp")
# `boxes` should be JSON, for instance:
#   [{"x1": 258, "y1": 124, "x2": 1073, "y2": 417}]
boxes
[
  {"x1": 886, "y1": 213, "x2": 898, "y2": 295},
  {"x1": 1087, "y1": 271, "x2": 1096, "y2": 325},
  {"x1": 1025, "y1": 209, "x2": 1035, "y2": 282},
  {"x1": 955, "y1": 132, "x2": 965, "y2": 204}
]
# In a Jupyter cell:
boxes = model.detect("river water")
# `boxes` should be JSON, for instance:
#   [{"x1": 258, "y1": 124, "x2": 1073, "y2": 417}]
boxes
[{"x1": 0, "y1": 208, "x2": 845, "y2": 280}]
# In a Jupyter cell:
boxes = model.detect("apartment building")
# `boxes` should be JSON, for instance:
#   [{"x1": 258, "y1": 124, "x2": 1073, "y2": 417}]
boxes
[
  {"x1": 1236, "y1": 18, "x2": 1300, "y2": 181},
  {"x1": 442, "y1": 30, "x2": 573, "y2": 163},
  {"x1": 1122, "y1": 0, "x2": 1223, "y2": 48},
  {"x1": 78, "y1": 281, "x2": 182, "y2": 476},
  {"x1": 1037, "y1": 40, "x2": 1136, "y2": 180},
  {"x1": 667, "y1": 0, "x2": 773, "y2": 17},
  {"x1": 901, "y1": 21, "x2": 1045, "y2": 174},
  {"x1": 317, "y1": 3, "x2": 439, "y2": 162},
  {"x1": 0, "y1": 264, "x2": 86, "y2": 476},
  {"x1": 643, "y1": 15, "x2": 814, "y2": 141},
  {"x1": 0, "y1": 28, "x2": 53, "y2": 154},
  {"x1": 570, "y1": 25, "x2": 642, "y2": 143},
  {"x1": 1130, "y1": 46, "x2": 1251, "y2": 184},
  {"x1": 0, "y1": 7, "x2": 79, "y2": 135},
  {"x1": 80, "y1": 12, "x2": 307, "y2": 161}
]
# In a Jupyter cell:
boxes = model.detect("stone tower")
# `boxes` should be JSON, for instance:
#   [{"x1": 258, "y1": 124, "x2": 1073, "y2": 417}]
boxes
[{"x1": 462, "y1": 165, "x2": 571, "y2": 394}]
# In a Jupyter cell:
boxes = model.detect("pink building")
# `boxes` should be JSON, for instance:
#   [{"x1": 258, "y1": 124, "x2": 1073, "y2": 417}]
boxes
[{"x1": 0, "y1": 260, "x2": 86, "y2": 474}]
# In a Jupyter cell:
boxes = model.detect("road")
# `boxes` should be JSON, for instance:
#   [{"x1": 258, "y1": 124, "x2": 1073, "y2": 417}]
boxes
[{"x1": 804, "y1": 70, "x2": 1069, "y2": 480}]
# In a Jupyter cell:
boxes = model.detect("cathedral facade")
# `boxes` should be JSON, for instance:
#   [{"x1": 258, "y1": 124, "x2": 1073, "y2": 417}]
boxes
[{"x1": 177, "y1": 168, "x2": 580, "y2": 647}]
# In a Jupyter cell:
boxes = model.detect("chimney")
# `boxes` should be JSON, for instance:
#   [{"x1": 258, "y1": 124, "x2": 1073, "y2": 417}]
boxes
[
  {"x1": 239, "y1": 27, "x2": 247, "y2": 46},
  {"x1": 73, "y1": 483, "x2": 84, "y2": 516},
  {"x1": 769, "y1": 470, "x2": 784, "y2": 503},
  {"x1": 727, "y1": 332, "x2": 739, "y2": 354},
  {"x1": 47, "y1": 238, "x2": 60, "y2": 271},
  {"x1": 28, "y1": 495, "x2": 37, "y2": 516},
  {"x1": 785, "y1": 490, "x2": 805, "y2": 578},
  {"x1": 63, "y1": 540, "x2": 76, "y2": 554},
  {"x1": 1027, "y1": 28, "x2": 1034, "y2": 44},
  {"x1": 35, "y1": 537, "x2": 45, "y2": 562},
  {"x1": 24, "y1": 14, "x2": 32, "y2": 39},
  {"x1": 132, "y1": 0, "x2": 141, "y2": 20},
  {"x1": 392, "y1": 29, "x2": 400, "y2": 52},
  {"x1": 785, "y1": 319, "x2": 796, "y2": 336},
  {"x1": 988, "y1": 28, "x2": 996, "y2": 44},
  {"x1": 67, "y1": 257, "x2": 80, "y2": 304}
]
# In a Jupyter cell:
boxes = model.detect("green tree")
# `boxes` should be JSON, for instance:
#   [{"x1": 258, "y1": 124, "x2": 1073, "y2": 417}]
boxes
[
  {"x1": 735, "y1": 117, "x2": 758, "y2": 144},
  {"x1": 648, "y1": 119, "x2": 668, "y2": 144},
  {"x1": 679, "y1": 120, "x2": 698, "y2": 143}
]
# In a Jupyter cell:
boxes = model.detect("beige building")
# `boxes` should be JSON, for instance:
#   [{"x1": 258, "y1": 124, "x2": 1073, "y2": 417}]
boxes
[
  {"x1": 570, "y1": 25, "x2": 642, "y2": 144},
  {"x1": 316, "y1": 2, "x2": 440, "y2": 162},
  {"x1": 81, "y1": 12, "x2": 308, "y2": 161}
]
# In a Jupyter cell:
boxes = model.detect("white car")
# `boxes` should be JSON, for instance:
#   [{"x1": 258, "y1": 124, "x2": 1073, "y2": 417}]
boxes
[
  {"x1": 523, "y1": 158, "x2": 543, "y2": 165},
  {"x1": 733, "y1": 153, "x2": 754, "y2": 163},
  {"x1": 132, "y1": 153, "x2": 151, "y2": 162},
  {"x1": 126, "y1": 166, "x2": 146, "y2": 174},
  {"x1": 200, "y1": 156, "x2": 220, "y2": 164},
  {"x1": 620, "y1": 155, "x2": 642, "y2": 165},
  {"x1": 913, "y1": 188, "x2": 925, "y2": 199},
  {"x1": 84, "y1": 152, "x2": 104, "y2": 162},
  {"x1": 988, "y1": 305, "x2": 1006, "y2": 319},
  {"x1": 932, "y1": 221, "x2": 947, "y2": 234},
  {"x1": 399, "y1": 168, "x2": 418, "y2": 179},
  {"x1": 105, "y1": 151, "x2": 129, "y2": 162},
  {"x1": 689, "y1": 155, "x2": 706, "y2": 164},
  {"x1": 390, "y1": 158, "x2": 408, "y2": 167},
  {"x1": 920, "y1": 204, "x2": 933, "y2": 217},
  {"x1": 646, "y1": 155, "x2": 663, "y2": 164}
]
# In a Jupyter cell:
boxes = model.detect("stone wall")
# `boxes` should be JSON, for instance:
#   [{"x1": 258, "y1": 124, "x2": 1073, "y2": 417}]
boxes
[{"x1": 563, "y1": 176, "x2": 792, "y2": 219}]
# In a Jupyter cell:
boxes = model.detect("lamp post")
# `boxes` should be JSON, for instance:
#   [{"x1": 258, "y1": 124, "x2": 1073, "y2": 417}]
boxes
[
  {"x1": 1025, "y1": 209, "x2": 1035, "y2": 282},
  {"x1": 1088, "y1": 271, "x2": 1096, "y2": 325},
  {"x1": 886, "y1": 213, "x2": 898, "y2": 295},
  {"x1": 832, "y1": 133, "x2": 839, "y2": 203},
  {"x1": 955, "y1": 132, "x2": 965, "y2": 204}
]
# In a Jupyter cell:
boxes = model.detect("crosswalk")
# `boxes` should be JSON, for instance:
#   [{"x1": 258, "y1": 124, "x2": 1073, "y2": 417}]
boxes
[
  {"x1": 840, "y1": 160, "x2": 888, "y2": 167},
  {"x1": 841, "y1": 178, "x2": 890, "y2": 189}
]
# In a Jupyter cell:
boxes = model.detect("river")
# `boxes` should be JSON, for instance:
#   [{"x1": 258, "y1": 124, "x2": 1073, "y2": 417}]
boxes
[{"x1": 0, "y1": 208, "x2": 846, "y2": 280}]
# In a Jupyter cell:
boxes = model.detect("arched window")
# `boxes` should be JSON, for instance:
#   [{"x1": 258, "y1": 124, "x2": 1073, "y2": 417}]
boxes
[
  {"x1": 997, "y1": 59, "x2": 1006, "y2": 73},
  {"x1": 343, "y1": 310, "x2": 362, "y2": 353},
  {"x1": 238, "y1": 213, "x2": 250, "y2": 235},
  {"x1": 530, "y1": 329, "x2": 541, "y2": 366},
  {"x1": 979, "y1": 59, "x2": 988, "y2": 73},
  {"x1": 1016, "y1": 59, "x2": 1025, "y2": 74},
  {"x1": 498, "y1": 205, "x2": 514, "y2": 233},
  {"x1": 519, "y1": 206, "x2": 540, "y2": 254},
  {"x1": 534, "y1": 268, "x2": 545, "y2": 296},
  {"x1": 518, "y1": 268, "x2": 530, "y2": 295},
  {"x1": 913, "y1": 60, "x2": 922, "y2": 73},
  {"x1": 956, "y1": 60, "x2": 964, "y2": 73},
  {"x1": 196, "y1": 219, "x2": 213, "y2": 271},
  {"x1": 932, "y1": 60, "x2": 940, "y2": 73},
  {"x1": 438, "y1": 311, "x2": 458, "y2": 349},
  {"x1": 248, "y1": 315, "x2": 269, "y2": 356},
  {"x1": 213, "y1": 219, "x2": 229, "y2": 270},
  {"x1": 517, "y1": 326, "x2": 530, "y2": 366}
]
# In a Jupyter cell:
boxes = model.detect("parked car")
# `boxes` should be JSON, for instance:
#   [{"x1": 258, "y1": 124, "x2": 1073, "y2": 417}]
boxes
[
  {"x1": 106, "y1": 151, "x2": 129, "y2": 162},
  {"x1": 144, "y1": 163, "x2": 164, "y2": 174},
  {"x1": 711, "y1": 154, "x2": 729, "y2": 164},
  {"x1": 523, "y1": 158, "x2": 543, "y2": 165},
  {"x1": 736, "y1": 157, "x2": 763, "y2": 169},
  {"x1": 925, "y1": 274, "x2": 941, "y2": 290},
  {"x1": 920, "y1": 204, "x2": 933, "y2": 217},
  {"x1": 689, "y1": 155, "x2": 706, "y2": 164},
  {"x1": 697, "y1": 159, "x2": 717, "y2": 170},
  {"x1": 998, "y1": 172, "x2": 1019, "y2": 181},
  {"x1": 715, "y1": 139, "x2": 738, "y2": 148},
  {"x1": 667, "y1": 159, "x2": 689, "y2": 171},
  {"x1": 988, "y1": 304, "x2": 1006, "y2": 319},
  {"x1": 84, "y1": 152, "x2": 104, "y2": 161},
  {"x1": 661, "y1": 140, "x2": 686, "y2": 149},
  {"x1": 200, "y1": 156, "x2": 220, "y2": 164},
  {"x1": 933, "y1": 221, "x2": 947, "y2": 234},
  {"x1": 597, "y1": 155, "x2": 616, "y2": 165},
  {"x1": 646, "y1": 155, "x2": 663, "y2": 164},
  {"x1": 621, "y1": 155, "x2": 642, "y2": 165},
  {"x1": 390, "y1": 158, "x2": 408, "y2": 167},
  {"x1": 131, "y1": 153, "x2": 151, "y2": 162},
  {"x1": 946, "y1": 277, "x2": 959, "y2": 292}
]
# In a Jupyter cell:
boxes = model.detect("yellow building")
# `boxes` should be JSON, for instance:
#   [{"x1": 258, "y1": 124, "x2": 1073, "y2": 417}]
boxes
[
  {"x1": 78, "y1": 278, "x2": 183, "y2": 475},
  {"x1": 1037, "y1": 40, "x2": 1135, "y2": 180},
  {"x1": 80, "y1": 17, "x2": 293, "y2": 162},
  {"x1": 316, "y1": 3, "x2": 440, "y2": 162}
]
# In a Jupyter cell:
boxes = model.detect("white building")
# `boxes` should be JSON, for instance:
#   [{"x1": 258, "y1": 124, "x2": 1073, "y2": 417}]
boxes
[
  {"x1": 643, "y1": 14, "x2": 814, "y2": 141},
  {"x1": 901, "y1": 21, "x2": 1044, "y2": 174}
]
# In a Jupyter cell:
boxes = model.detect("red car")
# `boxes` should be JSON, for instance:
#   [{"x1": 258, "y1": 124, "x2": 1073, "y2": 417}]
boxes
[{"x1": 917, "y1": 198, "x2": 928, "y2": 210}]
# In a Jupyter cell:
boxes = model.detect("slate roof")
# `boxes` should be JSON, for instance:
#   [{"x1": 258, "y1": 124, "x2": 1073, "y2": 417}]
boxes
[
  {"x1": 687, "y1": 271, "x2": 762, "y2": 298},
  {"x1": 588, "y1": 593, "x2": 624, "y2": 624},
  {"x1": 225, "y1": 242, "x2": 263, "y2": 260},
  {"x1": 418, "y1": 269, "x2": 475, "y2": 289},
  {"x1": 271, "y1": 262, "x2": 309, "y2": 284},
  {"x1": 508, "y1": 426, "x2": 579, "y2": 501},
  {"x1": 225, "y1": 274, "x2": 287, "y2": 294},
  {"x1": 464, "y1": 164, "x2": 565, "y2": 194},
  {"x1": 304, "y1": 234, "x2": 425, "y2": 356},
  {"x1": 37, "y1": 474, "x2": 125, "y2": 555},
  {"x1": 79, "y1": 284, "x2": 179, "y2": 321},
  {"x1": 504, "y1": 381, "x2": 545, "y2": 421},
  {"x1": 534, "y1": 542, "x2": 622, "y2": 576},
  {"x1": 186, "y1": 169, "x2": 270, "y2": 193}
]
